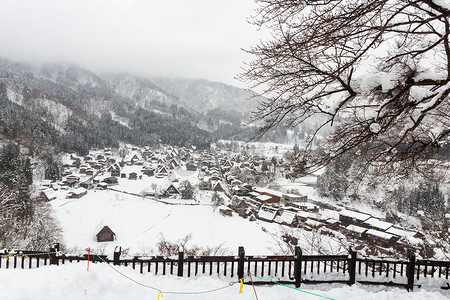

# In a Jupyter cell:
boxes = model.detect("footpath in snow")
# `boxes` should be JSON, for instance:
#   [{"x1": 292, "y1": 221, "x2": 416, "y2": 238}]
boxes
[{"x1": 0, "y1": 262, "x2": 448, "y2": 300}]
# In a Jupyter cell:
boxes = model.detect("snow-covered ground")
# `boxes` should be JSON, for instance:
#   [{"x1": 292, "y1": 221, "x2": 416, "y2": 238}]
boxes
[
  {"x1": 49, "y1": 157, "x2": 326, "y2": 255},
  {"x1": 0, "y1": 262, "x2": 447, "y2": 300},
  {"x1": 51, "y1": 188, "x2": 278, "y2": 255},
  {"x1": 49, "y1": 166, "x2": 348, "y2": 256}
]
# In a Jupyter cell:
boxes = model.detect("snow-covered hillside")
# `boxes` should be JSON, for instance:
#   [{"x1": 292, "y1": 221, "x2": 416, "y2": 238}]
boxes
[{"x1": 151, "y1": 77, "x2": 258, "y2": 115}]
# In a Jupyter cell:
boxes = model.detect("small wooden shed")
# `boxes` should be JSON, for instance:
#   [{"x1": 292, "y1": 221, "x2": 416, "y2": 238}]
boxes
[
  {"x1": 219, "y1": 205, "x2": 233, "y2": 217},
  {"x1": 96, "y1": 225, "x2": 116, "y2": 242}
]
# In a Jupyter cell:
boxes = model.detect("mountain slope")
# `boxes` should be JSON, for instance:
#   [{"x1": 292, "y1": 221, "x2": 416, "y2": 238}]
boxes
[
  {"x1": 0, "y1": 57, "x2": 299, "y2": 155},
  {"x1": 0, "y1": 59, "x2": 212, "y2": 154}
]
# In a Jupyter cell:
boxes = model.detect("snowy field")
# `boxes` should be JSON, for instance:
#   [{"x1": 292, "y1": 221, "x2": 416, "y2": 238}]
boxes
[
  {"x1": 0, "y1": 262, "x2": 448, "y2": 300},
  {"x1": 51, "y1": 188, "x2": 279, "y2": 255},
  {"x1": 49, "y1": 163, "x2": 345, "y2": 256}
]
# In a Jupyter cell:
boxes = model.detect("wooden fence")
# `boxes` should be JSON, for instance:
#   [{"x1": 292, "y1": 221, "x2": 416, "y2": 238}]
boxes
[{"x1": 1, "y1": 245, "x2": 449, "y2": 291}]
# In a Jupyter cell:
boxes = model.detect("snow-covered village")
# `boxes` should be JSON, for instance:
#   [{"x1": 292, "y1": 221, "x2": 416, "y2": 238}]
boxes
[
  {"x1": 37, "y1": 143, "x2": 444, "y2": 259},
  {"x1": 0, "y1": 0, "x2": 449, "y2": 299}
]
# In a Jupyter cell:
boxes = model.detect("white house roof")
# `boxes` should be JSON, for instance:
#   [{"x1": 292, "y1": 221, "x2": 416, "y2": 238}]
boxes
[
  {"x1": 295, "y1": 210, "x2": 312, "y2": 219},
  {"x1": 214, "y1": 182, "x2": 224, "y2": 189},
  {"x1": 94, "y1": 220, "x2": 116, "y2": 236},
  {"x1": 42, "y1": 188, "x2": 57, "y2": 200},
  {"x1": 257, "y1": 207, "x2": 278, "y2": 221},
  {"x1": 253, "y1": 187, "x2": 283, "y2": 198},
  {"x1": 256, "y1": 194, "x2": 273, "y2": 202},
  {"x1": 386, "y1": 226, "x2": 417, "y2": 238},
  {"x1": 305, "y1": 219, "x2": 323, "y2": 227},
  {"x1": 275, "y1": 211, "x2": 296, "y2": 224},
  {"x1": 218, "y1": 205, "x2": 231, "y2": 211},
  {"x1": 283, "y1": 193, "x2": 304, "y2": 198},
  {"x1": 249, "y1": 191, "x2": 260, "y2": 197},
  {"x1": 339, "y1": 209, "x2": 371, "y2": 222},
  {"x1": 345, "y1": 224, "x2": 367, "y2": 234},
  {"x1": 366, "y1": 229, "x2": 396, "y2": 240},
  {"x1": 71, "y1": 187, "x2": 87, "y2": 195},
  {"x1": 364, "y1": 217, "x2": 393, "y2": 231},
  {"x1": 294, "y1": 202, "x2": 318, "y2": 210}
]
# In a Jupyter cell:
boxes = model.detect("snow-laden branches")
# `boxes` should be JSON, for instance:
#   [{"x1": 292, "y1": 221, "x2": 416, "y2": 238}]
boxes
[{"x1": 240, "y1": 0, "x2": 450, "y2": 180}]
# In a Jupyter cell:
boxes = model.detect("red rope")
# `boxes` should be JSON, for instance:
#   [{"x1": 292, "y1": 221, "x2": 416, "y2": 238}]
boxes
[{"x1": 248, "y1": 270, "x2": 259, "y2": 300}]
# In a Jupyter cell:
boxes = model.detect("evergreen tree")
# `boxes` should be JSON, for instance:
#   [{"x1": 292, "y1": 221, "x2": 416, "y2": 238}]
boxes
[
  {"x1": 21, "y1": 158, "x2": 33, "y2": 185},
  {"x1": 181, "y1": 181, "x2": 194, "y2": 199},
  {"x1": 0, "y1": 143, "x2": 33, "y2": 220},
  {"x1": 390, "y1": 185, "x2": 407, "y2": 213},
  {"x1": 44, "y1": 158, "x2": 61, "y2": 182},
  {"x1": 408, "y1": 184, "x2": 446, "y2": 217},
  {"x1": 0, "y1": 82, "x2": 7, "y2": 100},
  {"x1": 211, "y1": 191, "x2": 224, "y2": 208},
  {"x1": 261, "y1": 160, "x2": 269, "y2": 172},
  {"x1": 316, "y1": 153, "x2": 355, "y2": 200},
  {"x1": 16, "y1": 176, "x2": 33, "y2": 219}
]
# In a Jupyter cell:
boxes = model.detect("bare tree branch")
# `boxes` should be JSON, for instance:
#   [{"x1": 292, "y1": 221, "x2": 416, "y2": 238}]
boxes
[{"x1": 240, "y1": 0, "x2": 450, "y2": 180}]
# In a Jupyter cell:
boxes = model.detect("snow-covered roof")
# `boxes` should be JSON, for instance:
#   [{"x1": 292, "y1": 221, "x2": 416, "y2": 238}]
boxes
[
  {"x1": 42, "y1": 188, "x2": 57, "y2": 200},
  {"x1": 305, "y1": 219, "x2": 323, "y2": 228},
  {"x1": 294, "y1": 202, "x2": 318, "y2": 210},
  {"x1": 403, "y1": 236, "x2": 422, "y2": 246},
  {"x1": 218, "y1": 205, "x2": 231, "y2": 211},
  {"x1": 94, "y1": 220, "x2": 116, "y2": 235},
  {"x1": 282, "y1": 193, "x2": 304, "y2": 198},
  {"x1": 253, "y1": 187, "x2": 283, "y2": 198},
  {"x1": 71, "y1": 187, "x2": 87, "y2": 194},
  {"x1": 364, "y1": 217, "x2": 393, "y2": 231},
  {"x1": 386, "y1": 226, "x2": 417, "y2": 238},
  {"x1": 249, "y1": 191, "x2": 260, "y2": 197},
  {"x1": 257, "y1": 207, "x2": 278, "y2": 221},
  {"x1": 339, "y1": 209, "x2": 371, "y2": 221},
  {"x1": 345, "y1": 224, "x2": 367, "y2": 234},
  {"x1": 295, "y1": 210, "x2": 312, "y2": 219},
  {"x1": 366, "y1": 229, "x2": 396, "y2": 240},
  {"x1": 274, "y1": 211, "x2": 296, "y2": 224},
  {"x1": 256, "y1": 194, "x2": 272, "y2": 202}
]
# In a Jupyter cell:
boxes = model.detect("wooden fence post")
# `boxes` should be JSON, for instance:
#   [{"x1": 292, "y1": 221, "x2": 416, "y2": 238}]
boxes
[
  {"x1": 114, "y1": 246, "x2": 121, "y2": 266},
  {"x1": 349, "y1": 247, "x2": 357, "y2": 285},
  {"x1": 177, "y1": 249, "x2": 184, "y2": 277},
  {"x1": 49, "y1": 243, "x2": 59, "y2": 266},
  {"x1": 237, "y1": 246, "x2": 245, "y2": 280},
  {"x1": 407, "y1": 251, "x2": 416, "y2": 291},
  {"x1": 294, "y1": 246, "x2": 302, "y2": 288}
]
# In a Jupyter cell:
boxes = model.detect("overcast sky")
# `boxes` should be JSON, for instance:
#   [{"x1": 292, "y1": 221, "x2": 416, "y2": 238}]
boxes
[{"x1": 0, "y1": 0, "x2": 263, "y2": 87}]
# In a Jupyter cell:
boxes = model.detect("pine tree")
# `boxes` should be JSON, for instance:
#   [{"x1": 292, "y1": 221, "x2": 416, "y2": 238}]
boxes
[
  {"x1": 211, "y1": 191, "x2": 224, "y2": 208},
  {"x1": 0, "y1": 82, "x2": 7, "y2": 100},
  {"x1": 44, "y1": 158, "x2": 61, "y2": 182},
  {"x1": 16, "y1": 176, "x2": 33, "y2": 219},
  {"x1": 21, "y1": 158, "x2": 32, "y2": 185},
  {"x1": 408, "y1": 184, "x2": 446, "y2": 217},
  {"x1": 181, "y1": 181, "x2": 194, "y2": 199}
]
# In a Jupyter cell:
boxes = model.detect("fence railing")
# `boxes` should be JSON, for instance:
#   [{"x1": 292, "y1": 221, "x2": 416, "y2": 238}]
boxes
[{"x1": 1, "y1": 245, "x2": 449, "y2": 291}]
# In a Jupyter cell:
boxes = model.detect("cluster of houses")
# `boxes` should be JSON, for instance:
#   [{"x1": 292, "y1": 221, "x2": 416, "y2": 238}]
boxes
[
  {"x1": 39, "y1": 146, "x2": 200, "y2": 201},
  {"x1": 225, "y1": 185, "x2": 423, "y2": 252},
  {"x1": 209, "y1": 148, "x2": 425, "y2": 254},
  {"x1": 338, "y1": 209, "x2": 423, "y2": 251},
  {"x1": 38, "y1": 143, "x2": 426, "y2": 253}
]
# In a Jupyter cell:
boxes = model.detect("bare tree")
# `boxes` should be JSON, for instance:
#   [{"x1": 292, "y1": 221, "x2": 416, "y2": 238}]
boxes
[{"x1": 240, "y1": 0, "x2": 450, "y2": 181}]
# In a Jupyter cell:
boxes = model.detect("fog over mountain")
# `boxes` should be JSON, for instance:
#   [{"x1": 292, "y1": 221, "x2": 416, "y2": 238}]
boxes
[{"x1": 0, "y1": 58, "x2": 299, "y2": 156}]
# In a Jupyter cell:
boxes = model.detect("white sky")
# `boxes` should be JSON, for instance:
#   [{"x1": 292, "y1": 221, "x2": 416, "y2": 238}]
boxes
[{"x1": 0, "y1": 0, "x2": 263, "y2": 87}]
